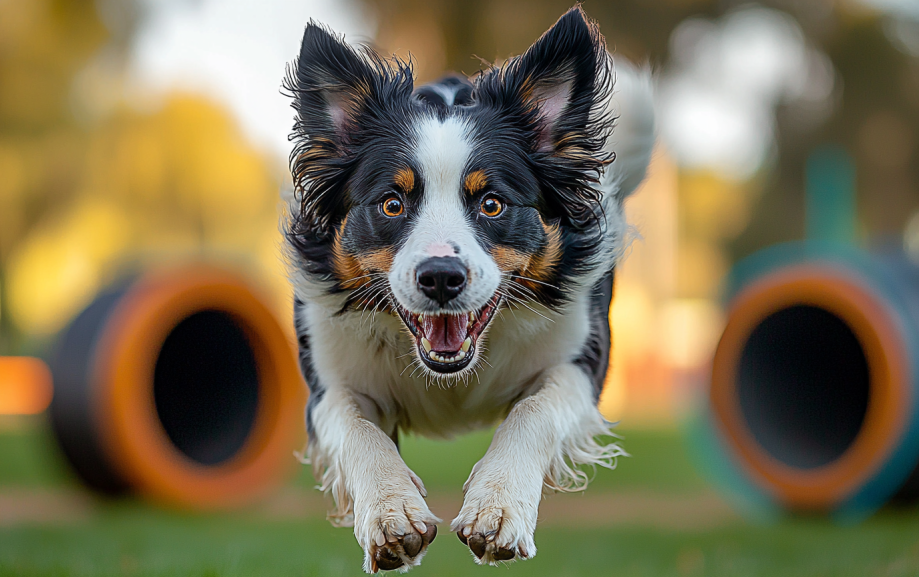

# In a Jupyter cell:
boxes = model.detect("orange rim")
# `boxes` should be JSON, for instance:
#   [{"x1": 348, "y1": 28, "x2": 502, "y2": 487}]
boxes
[
  {"x1": 92, "y1": 265, "x2": 304, "y2": 509},
  {"x1": 711, "y1": 265, "x2": 911, "y2": 510}
]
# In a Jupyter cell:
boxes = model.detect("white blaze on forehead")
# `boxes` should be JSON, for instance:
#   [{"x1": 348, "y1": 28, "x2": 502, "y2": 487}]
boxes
[
  {"x1": 413, "y1": 115, "x2": 472, "y2": 211},
  {"x1": 387, "y1": 114, "x2": 500, "y2": 313}
]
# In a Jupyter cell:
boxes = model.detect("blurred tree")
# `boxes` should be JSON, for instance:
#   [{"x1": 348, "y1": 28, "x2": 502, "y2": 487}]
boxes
[
  {"x1": 0, "y1": 0, "x2": 284, "y2": 352},
  {"x1": 0, "y1": 0, "x2": 110, "y2": 352},
  {"x1": 367, "y1": 0, "x2": 718, "y2": 80},
  {"x1": 736, "y1": 4, "x2": 919, "y2": 257},
  {"x1": 6, "y1": 94, "x2": 282, "y2": 337}
]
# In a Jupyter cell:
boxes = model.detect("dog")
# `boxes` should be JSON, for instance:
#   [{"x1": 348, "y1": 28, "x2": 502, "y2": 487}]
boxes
[{"x1": 283, "y1": 5, "x2": 654, "y2": 573}]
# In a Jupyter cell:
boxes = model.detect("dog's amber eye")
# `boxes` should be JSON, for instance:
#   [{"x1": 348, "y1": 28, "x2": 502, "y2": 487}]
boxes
[
  {"x1": 382, "y1": 197, "x2": 404, "y2": 217},
  {"x1": 480, "y1": 197, "x2": 503, "y2": 217}
]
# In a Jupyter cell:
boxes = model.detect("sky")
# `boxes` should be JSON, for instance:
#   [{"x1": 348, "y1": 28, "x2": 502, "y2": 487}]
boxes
[{"x1": 129, "y1": 0, "x2": 375, "y2": 160}]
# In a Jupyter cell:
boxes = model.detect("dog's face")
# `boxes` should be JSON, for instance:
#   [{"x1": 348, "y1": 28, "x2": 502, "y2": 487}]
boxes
[{"x1": 286, "y1": 8, "x2": 613, "y2": 377}]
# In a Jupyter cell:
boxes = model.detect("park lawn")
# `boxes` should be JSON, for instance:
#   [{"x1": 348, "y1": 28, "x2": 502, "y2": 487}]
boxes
[{"x1": 1, "y1": 419, "x2": 918, "y2": 577}]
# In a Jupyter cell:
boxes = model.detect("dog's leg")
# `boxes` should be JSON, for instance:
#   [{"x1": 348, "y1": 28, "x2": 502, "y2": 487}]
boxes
[
  {"x1": 451, "y1": 363, "x2": 623, "y2": 564},
  {"x1": 309, "y1": 387, "x2": 440, "y2": 573}
]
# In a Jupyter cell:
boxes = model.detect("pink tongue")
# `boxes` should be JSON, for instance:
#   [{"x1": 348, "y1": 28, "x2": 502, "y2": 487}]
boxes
[{"x1": 422, "y1": 314, "x2": 468, "y2": 352}]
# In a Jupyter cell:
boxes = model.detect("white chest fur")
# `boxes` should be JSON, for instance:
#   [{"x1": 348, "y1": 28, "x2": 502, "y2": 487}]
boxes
[{"x1": 301, "y1": 295, "x2": 591, "y2": 438}]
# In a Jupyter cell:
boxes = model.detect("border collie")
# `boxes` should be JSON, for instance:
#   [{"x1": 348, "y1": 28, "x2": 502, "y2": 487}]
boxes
[{"x1": 283, "y1": 6, "x2": 654, "y2": 572}]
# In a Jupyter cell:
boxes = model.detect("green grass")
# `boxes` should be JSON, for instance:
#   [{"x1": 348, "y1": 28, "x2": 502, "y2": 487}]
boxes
[
  {"x1": 396, "y1": 428, "x2": 710, "y2": 494},
  {"x1": 3, "y1": 506, "x2": 918, "y2": 577},
  {"x1": 1, "y1": 419, "x2": 918, "y2": 577},
  {"x1": 0, "y1": 420, "x2": 74, "y2": 488}
]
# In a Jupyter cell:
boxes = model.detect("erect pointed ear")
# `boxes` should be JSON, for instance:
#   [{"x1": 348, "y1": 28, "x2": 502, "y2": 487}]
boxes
[
  {"x1": 510, "y1": 6, "x2": 611, "y2": 152},
  {"x1": 286, "y1": 23, "x2": 380, "y2": 146},
  {"x1": 472, "y1": 7, "x2": 613, "y2": 228},
  {"x1": 285, "y1": 24, "x2": 413, "y2": 236}
]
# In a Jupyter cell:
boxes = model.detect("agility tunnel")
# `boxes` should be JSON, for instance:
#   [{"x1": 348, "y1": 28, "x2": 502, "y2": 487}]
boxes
[
  {"x1": 706, "y1": 241, "x2": 919, "y2": 518},
  {"x1": 49, "y1": 265, "x2": 304, "y2": 510}
]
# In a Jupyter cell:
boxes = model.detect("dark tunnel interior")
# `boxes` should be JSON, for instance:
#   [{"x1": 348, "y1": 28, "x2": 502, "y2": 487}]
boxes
[
  {"x1": 737, "y1": 305, "x2": 871, "y2": 470},
  {"x1": 153, "y1": 310, "x2": 261, "y2": 465}
]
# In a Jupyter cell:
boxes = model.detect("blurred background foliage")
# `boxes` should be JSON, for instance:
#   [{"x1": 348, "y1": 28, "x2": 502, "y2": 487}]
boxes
[
  {"x1": 1, "y1": 0, "x2": 918, "y2": 424},
  {"x1": 0, "y1": 0, "x2": 285, "y2": 353}
]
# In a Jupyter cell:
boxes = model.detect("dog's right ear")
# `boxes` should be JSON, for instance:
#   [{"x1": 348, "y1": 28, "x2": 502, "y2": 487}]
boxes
[
  {"x1": 286, "y1": 24, "x2": 414, "y2": 237},
  {"x1": 287, "y1": 23, "x2": 376, "y2": 147}
]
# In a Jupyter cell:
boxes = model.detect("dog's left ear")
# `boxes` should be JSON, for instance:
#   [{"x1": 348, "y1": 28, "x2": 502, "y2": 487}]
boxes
[
  {"x1": 509, "y1": 6, "x2": 609, "y2": 152},
  {"x1": 475, "y1": 7, "x2": 612, "y2": 227}
]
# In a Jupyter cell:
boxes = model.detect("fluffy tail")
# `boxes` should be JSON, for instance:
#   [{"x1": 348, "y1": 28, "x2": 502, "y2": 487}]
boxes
[{"x1": 604, "y1": 60, "x2": 656, "y2": 199}]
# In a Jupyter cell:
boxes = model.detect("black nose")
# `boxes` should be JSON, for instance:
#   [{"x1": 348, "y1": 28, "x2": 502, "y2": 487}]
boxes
[{"x1": 416, "y1": 257, "x2": 467, "y2": 306}]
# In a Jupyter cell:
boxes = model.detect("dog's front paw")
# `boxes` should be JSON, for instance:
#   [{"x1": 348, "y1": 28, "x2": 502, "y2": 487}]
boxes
[
  {"x1": 367, "y1": 521, "x2": 437, "y2": 573},
  {"x1": 450, "y1": 463, "x2": 540, "y2": 565},
  {"x1": 354, "y1": 474, "x2": 440, "y2": 573}
]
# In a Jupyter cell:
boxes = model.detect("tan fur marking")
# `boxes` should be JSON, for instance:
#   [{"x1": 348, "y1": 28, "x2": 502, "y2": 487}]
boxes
[
  {"x1": 331, "y1": 217, "x2": 395, "y2": 292},
  {"x1": 357, "y1": 249, "x2": 394, "y2": 274},
  {"x1": 394, "y1": 167, "x2": 415, "y2": 192},
  {"x1": 331, "y1": 217, "x2": 367, "y2": 290},
  {"x1": 491, "y1": 246, "x2": 531, "y2": 273},
  {"x1": 490, "y1": 220, "x2": 562, "y2": 287},
  {"x1": 464, "y1": 170, "x2": 488, "y2": 194},
  {"x1": 521, "y1": 221, "x2": 562, "y2": 284}
]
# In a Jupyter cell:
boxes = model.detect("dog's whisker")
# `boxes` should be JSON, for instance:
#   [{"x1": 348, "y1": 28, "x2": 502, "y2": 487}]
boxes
[
  {"x1": 504, "y1": 281, "x2": 541, "y2": 301},
  {"x1": 500, "y1": 292, "x2": 554, "y2": 323},
  {"x1": 348, "y1": 276, "x2": 387, "y2": 301},
  {"x1": 353, "y1": 280, "x2": 389, "y2": 322},
  {"x1": 409, "y1": 361, "x2": 428, "y2": 380},
  {"x1": 504, "y1": 294, "x2": 553, "y2": 321},
  {"x1": 399, "y1": 356, "x2": 418, "y2": 376},
  {"x1": 506, "y1": 274, "x2": 561, "y2": 291},
  {"x1": 494, "y1": 292, "x2": 519, "y2": 321},
  {"x1": 347, "y1": 272, "x2": 386, "y2": 284},
  {"x1": 359, "y1": 284, "x2": 392, "y2": 328},
  {"x1": 502, "y1": 282, "x2": 548, "y2": 309}
]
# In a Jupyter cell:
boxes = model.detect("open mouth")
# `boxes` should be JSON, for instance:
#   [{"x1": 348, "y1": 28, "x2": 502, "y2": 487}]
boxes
[{"x1": 395, "y1": 294, "x2": 502, "y2": 374}]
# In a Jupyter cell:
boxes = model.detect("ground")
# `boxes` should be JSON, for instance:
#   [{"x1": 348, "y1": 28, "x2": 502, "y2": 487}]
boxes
[{"x1": 1, "y1": 418, "x2": 918, "y2": 577}]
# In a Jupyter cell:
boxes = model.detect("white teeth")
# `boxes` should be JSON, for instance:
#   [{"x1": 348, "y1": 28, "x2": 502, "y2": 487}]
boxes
[
  {"x1": 426, "y1": 349, "x2": 467, "y2": 364},
  {"x1": 418, "y1": 313, "x2": 424, "y2": 322},
  {"x1": 461, "y1": 337, "x2": 472, "y2": 352},
  {"x1": 421, "y1": 338, "x2": 432, "y2": 353}
]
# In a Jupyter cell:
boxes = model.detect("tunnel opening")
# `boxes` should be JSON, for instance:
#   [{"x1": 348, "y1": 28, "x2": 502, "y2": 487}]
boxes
[
  {"x1": 737, "y1": 305, "x2": 871, "y2": 470},
  {"x1": 153, "y1": 310, "x2": 261, "y2": 465}
]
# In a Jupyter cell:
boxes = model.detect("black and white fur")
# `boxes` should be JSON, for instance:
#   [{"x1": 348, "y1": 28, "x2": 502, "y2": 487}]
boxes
[{"x1": 283, "y1": 6, "x2": 654, "y2": 572}]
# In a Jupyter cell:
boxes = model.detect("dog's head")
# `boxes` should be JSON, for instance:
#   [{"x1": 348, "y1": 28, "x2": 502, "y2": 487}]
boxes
[{"x1": 286, "y1": 7, "x2": 613, "y2": 377}]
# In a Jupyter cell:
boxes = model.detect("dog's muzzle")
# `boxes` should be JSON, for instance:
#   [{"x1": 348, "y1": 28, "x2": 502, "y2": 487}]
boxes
[{"x1": 395, "y1": 256, "x2": 501, "y2": 374}]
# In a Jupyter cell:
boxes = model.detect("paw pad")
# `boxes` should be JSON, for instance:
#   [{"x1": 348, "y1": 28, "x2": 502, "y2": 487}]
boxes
[
  {"x1": 457, "y1": 531, "x2": 517, "y2": 562},
  {"x1": 369, "y1": 523, "x2": 437, "y2": 573}
]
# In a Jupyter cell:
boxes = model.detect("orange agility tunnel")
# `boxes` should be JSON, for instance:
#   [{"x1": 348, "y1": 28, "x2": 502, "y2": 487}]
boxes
[
  {"x1": 707, "y1": 242, "x2": 919, "y2": 518},
  {"x1": 49, "y1": 265, "x2": 305, "y2": 510}
]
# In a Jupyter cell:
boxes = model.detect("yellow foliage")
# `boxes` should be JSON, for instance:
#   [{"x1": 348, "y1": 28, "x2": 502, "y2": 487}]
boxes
[
  {"x1": 679, "y1": 171, "x2": 753, "y2": 241},
  {"x1": 8, "y1": 199, "x2": 129, "y2": 334},
  {"x1": 0, "y1": 0, "x2": 107, "y2": 128},
  {"x1": 0, "y1": 1, "x2": 291, "y2": 339},
  {"x1": 7, "y1": 94, "x2": 288, "y2": 336}
]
